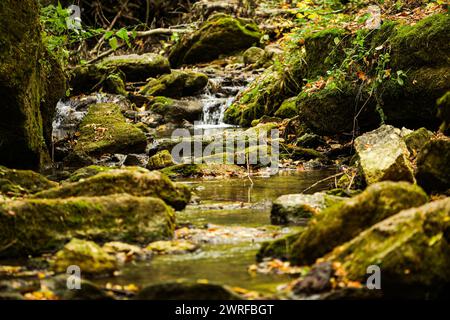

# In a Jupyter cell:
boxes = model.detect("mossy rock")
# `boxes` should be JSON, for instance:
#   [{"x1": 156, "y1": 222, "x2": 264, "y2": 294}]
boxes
[
  {"x1": 403, "y1": 127, "x2": 433, "y2": 154},
  {"x1": 147, "y1": 97, "x2": 203, "y2": 124},
  {"x1": 0, "y1": 166, "x2": 57, "y2": 196},
  {"x1": 141, "y1": 70, "x2": 208, "y2": 98},
  {"x1": 0, "y1": 0, "x2": 66, "y2": 170},
  {"x1": 51, "y1": 239, "x2": 118, "y2": 276},
  {"x1": 146, "y1": 240, "x2": 198, "y2": 255},
  {"x1": 161, "y1": 163, "x2": 245, "y2": 179},
  {"x1": 147, "y1": 150, "x2": 175, "y2": 170},
  {"x1": 34, "y1": 168, "x2": 191, "y2": 210},
  {"x1": 289, "y1": 181, "x2": 428, "y2": 266},
  {"x1": 437, "y1": 91, "x2": 450, "y2": 134},
  {"x1": 274, "y1": 97, "x2": 298, "y2": 119},
  {"x1": 415, "y1": 138, "x2": 450, "y2": 193},
  {"x1": 323, "y1": 198, "x2": 450, "y2": 298},
  {"x1": 42, "y1": 274, "x2": 112, "y2": 300},
  {"x1": 70, "y1": 53, "x2": 170, "y2": 94},
  {"x1": 0, "y1": 194, "x2": 175, "y2": 257},
  {"x1": 66, "y1": 165, "x2": 117, "y2": 183},
  {"x1": 169, "y1": 15, "x2": 262, "y2": 67},
  {"x1": 257, "y1": 232, "x2": 303, "y2": 262},
  {"x1": 73, "y1": 103, "x2": 147, "y2": 157},
  {"x1": 271, "y1": 192, "x2": 345, "y2": 225},
  {"x1": 355, "y1": 125, "x2": 415, "y2": 185},
  {"x1": 242, "y1": 46, "x2": 266, "y2": 66},
  {"x1": 135, "y1": 281, "x2": 241, "y2": 300}
]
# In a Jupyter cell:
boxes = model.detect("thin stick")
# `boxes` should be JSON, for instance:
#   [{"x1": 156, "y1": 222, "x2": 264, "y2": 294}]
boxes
[{"x1": 302, "y1": 172, "x2": 345, "y2": 194}]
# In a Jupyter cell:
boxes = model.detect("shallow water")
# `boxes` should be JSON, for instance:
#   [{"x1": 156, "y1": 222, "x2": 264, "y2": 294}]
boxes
[{"x1": 94, "y1": 169, "x2": 336, "y2": 294}]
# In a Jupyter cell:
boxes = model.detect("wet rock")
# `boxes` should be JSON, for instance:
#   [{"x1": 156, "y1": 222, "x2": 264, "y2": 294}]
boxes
[
  {"x1": 402, "y1": 127, "x2": 433, "y2": 154},
  {"x1": 0, "y1": 0, "x2": 66, "y2": 170},
  {"x1": 135, "y1": 281, "x2": 241, "y2": 300},
  {"x1": 0, "y1": 166, "x2": 57, "y2": 196},
  {"x1": 146, "y1": 240, "x2": 198, "y2": 255},
  {"x1": 415, "y1": 138, "x2": 450, "y2": 193},
  {"x1": 70, "y1": 53, "x2": 170, "y2": 93},
  {"x1": 161, "y1": 164, "x2": 245, "y2": 179},
  {"x1": 169, "y1": 15, "x2": 262, "y2": 67},
  {"x1": 52, "y1": 239, "x2": 118, "y2": 276},
  {"x1": 123, "y1": 154, "x2": 148, "y2": 167},
  {"x1": 437, "y1": 91, "x2": 450, "y2": 134},
  {"x1": 271, "y1": 192, "x2": 344, "y2": 225},
  {"x1": 257, "y1": 232, "x2": 302, "y2": 262},
  {"x1": 66, "y1": 165, "x2": 117, "y2": 182},
  {"x1": 147, "y1": 97, "x2": 203, "y2": 124},
  {"x1": 141, "y1": 70, "x2": 208, "y2": 98},
  {"x1": 102, "y1": 241, "x2": 148, "y2": 262},
  {"x1": 292, "y1": 262, "x2": 333, "y2": 295},
  {"x1": 323, "y1": 198, "x2": 450, "y2": 298},
  {"x1": 35, "y1": 168, "x2": 191, "y2": 210},
  {"x1": 72, "y1": 103, "x2": 147, "y2": 158},
  {"x1": 355, "y1": 125, "x2": 415, "y2": 185},
  {"x1": 295, "y1": 133, "x2": 327, "y2": 149},
  {"x1": 0, "y1": 194, "x2": 175, "y2": 257},
  {"x1": 147, "y1": 150, "x2": 175, "y2": 170},
  {"x1": 289, "y1": 181, "x2": 428, "y2": 266}
]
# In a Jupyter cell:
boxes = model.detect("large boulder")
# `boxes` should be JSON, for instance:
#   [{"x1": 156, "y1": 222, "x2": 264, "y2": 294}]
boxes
[
  {"x1": 0, "y1": 0, "x2": 66, "y2": 169},
  {"x1": 135, "y1": 281, "x2": 241, "y2": 300},
  {"x1": 169, "y1": 14, "x2": 262, "y2": 67},
  {"x1": 322, "y1": 198, "x2": 450, "y2": 298},
  {"x1": 0, "y1": 194, "x2": 175, "y2": 257},
  {"x1": 355, "y1": 125, "x2": 415, "y2": 185},
  {"x1": 34, "y1": 168, "x2": 191, "y2": 210},
  {"x1": 72, "y1": 103, "x2": 147, "y2": 158},
  {"x1": 415, "y1": 138, "x2": 450, "y2": 193},
  {"x1": 141, "y1": 70, "x2": 208, "y2": 98},
  {"x1": 271, "y1": 192, "x2": 344, "y2": 225},
  {"x1": 70, "y1": 53, "x2": 170, "y2": 94},
  {"x1": 289, "y1": 181, "x2": 428, "y2": 266},
  {"x1": 0, "y1": 166, "x2": 57, "y2": 196},
  {"x1": 52, "y1": 239, "x2": 118, "y2": 275}
]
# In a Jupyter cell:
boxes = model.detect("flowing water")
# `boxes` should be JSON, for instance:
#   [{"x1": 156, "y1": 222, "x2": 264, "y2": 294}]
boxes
[{"x1": 94, "y1": 169, "x2": 336, "y2": 294}]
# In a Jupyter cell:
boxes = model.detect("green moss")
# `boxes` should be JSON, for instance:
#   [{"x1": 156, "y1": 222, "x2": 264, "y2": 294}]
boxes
[
  {"x1": 403, "y1": 127, "x2": 433, "y2": 154},
  {"x1": 0, "y1": 194, "x2": 175, "y2": 257},
  {"x1": 274, "y1": 97, "x2": 298, "y2": 118},
  {"x1": 141, "y1": 70, "x2": 208, "y2": 98},
  {"x1": 52, "y1": 239, "x2": 117, "y2": 275},
  {"x1": 0, "y1": 166, "x2": 57, "y2": 196},
  {"x1": 257, "y1": 232, "x2": 302, "y2": 262},
  {"x1": 73, "y1": 103, "x2": 147, "y2": 157},
  {"x1": 34, "y1": 168, "x2": 191, "y2": 211},
  {"x1": 147, "y1": 150, "x2": 175, "y2": 170},
  {"x1": 169, "y1": 15, "x2": 262, "y2": 67},
  {"x1": 437, "y1": 91, "x2": 450, "y2": 134},
  {"x1": 161, "y1": 163, "x2": 245, "y2": 179},
  {"x1": 289, "y1": 181, "x2": 429, "y2": 266},
  {"x1": 324, "y1": 198, "x2": 450, "y2": 293},
  {"x1": 66, "y1": 165, "x2": 117, "y2": 183}
]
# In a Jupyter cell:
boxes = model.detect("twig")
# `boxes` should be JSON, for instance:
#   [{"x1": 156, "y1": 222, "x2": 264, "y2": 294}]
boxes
[{"x1": 302, "y1": 172, "x2": 345, "y2": 194}]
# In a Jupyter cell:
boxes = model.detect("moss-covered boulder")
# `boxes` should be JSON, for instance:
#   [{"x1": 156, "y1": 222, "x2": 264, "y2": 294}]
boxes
[
  {"x1": 147, "y1": 150, "x2": 175, "y2": 170},
  {"x1": 141, "y1": 70, "x2": 208, "y2": 98},
  {"x1": 289, "y1": 181, "x2": 428, "y2": 266},
  {"x1": 322, "y1": 198, "x2": 450, "y2": 297},
  {"x1": 257, "y1": 232, "x2": 302, "y2": 262},
  {"x1": 0, "y1": 0, "x2": 66, "y2": 169},
  {"x1": 437, "y1": 91, "x2": 450, "y2": 134},
  {"x1": 73, "y1": 103, "x2": 147, "y2": 157},
  {"x1": 271, "y1": 192, "x2": 344, "y2": 225},
  {"x1": 355, "y1": 125, "x2": 415, "y2": 185},
  {"x1": 415, "y1": 138, "x2": 450, "y2": 193},
  {"x1": 34, "y1": 168, "x2": 191, "y2": 210},
  {"x1": 0, "y1": 194, "x2": 175, "y2": 257},
  {"x1": 147, "y1": 97, "x2": 203, "y2": 124},
  {"x1": 52, "y1": 239, "x2": 118, "y2": 275},
  {"x1": 70, "y1": 53, "x2": 170, "y2": 94},
  {"x1": 135, "y1": 281, "x2": 241, "y2": 300},
  {"x1": 243, "y1": 47, "x2": 265, "y2": 66},
  {"x1": 0, "y1": 166, "x2": 57, "y2": 196},
  {"x1": 169, "y1": 15, "x2": 262, "y2": 67}
]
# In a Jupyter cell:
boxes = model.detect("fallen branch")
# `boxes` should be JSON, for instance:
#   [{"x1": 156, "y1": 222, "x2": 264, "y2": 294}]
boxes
[{"x1": 302, "y1": 172, "x2": 345, "y2": 194}]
